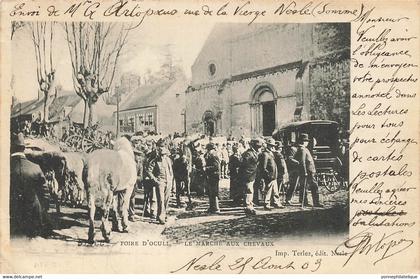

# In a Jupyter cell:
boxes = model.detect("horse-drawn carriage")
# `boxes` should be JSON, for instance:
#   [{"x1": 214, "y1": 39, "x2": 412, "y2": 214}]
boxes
[{"x1": 273, "y1": 120, "x2": 347, "y2": 193}]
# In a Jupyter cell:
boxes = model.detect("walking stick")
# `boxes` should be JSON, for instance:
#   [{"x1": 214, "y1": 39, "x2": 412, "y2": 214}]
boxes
[{"x1": 301, "y1": 176, "x2": 307, "y2": 209}]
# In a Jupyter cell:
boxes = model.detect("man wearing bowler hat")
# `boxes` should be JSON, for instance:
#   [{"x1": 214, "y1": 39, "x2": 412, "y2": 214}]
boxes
[
  {"x1": 10, "y1": 133, "x2": 51, "y2": 237},
  {"x1": 204, "y1": 142, "x2": 221, "y2": 214},
  {"x1": 295, "y1": 133, "x2": 323, "y2": 207}
]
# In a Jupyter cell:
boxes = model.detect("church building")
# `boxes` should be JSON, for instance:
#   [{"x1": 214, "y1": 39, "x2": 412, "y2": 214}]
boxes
[{"x1": 185, "y1": 23, "x2": 350, "y2": 137}]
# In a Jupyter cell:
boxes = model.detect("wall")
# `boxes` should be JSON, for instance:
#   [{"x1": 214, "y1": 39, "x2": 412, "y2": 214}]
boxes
[
  {"x1": 156, "y1": 78, "x2": 188, "y2": 135},
  {"x1": 118, "y1": 107, "x2": 157, "y2": 134},
  {"x1": 186, "y1": 23, "x2": 350, "y2": 137}
]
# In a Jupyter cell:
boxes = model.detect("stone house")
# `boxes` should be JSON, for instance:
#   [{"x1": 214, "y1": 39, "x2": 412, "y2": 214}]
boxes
[{"x1": 114, "y1": 75, "x2": 188, "y2": 135}]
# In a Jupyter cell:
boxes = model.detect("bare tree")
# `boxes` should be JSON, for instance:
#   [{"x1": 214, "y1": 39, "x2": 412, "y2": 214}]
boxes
[
  {"x1": 11, "y1": 21, "x2": 25, "y2": 40},
  {"x1": 27, "y1": 22, "x2": 57, "y2": 123},
  {"x1": 64, "y1": 22, "x2": 131, "y2": 128}
]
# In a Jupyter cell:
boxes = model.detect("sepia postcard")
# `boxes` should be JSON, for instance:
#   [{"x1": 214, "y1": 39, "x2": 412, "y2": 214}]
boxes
[{"x1": 0, "y1": 0, "x2": 418, "y2": 275}]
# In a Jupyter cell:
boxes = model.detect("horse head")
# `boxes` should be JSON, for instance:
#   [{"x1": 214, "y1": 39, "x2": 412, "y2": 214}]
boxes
[{"x1": 113, "y1": 137, "x2": 134, "y2": 160}]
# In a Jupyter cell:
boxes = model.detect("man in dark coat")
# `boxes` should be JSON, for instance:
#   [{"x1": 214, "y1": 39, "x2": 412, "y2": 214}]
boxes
[
  {"x1": 274, "y1": 141, "x2": 288, "y2": 194},
  {"x1": 295, "y1": 133, "x2": 323, "y2": 207},
  {"x1": 239, "y1": 138, "x2": 263, "y2": 215},
  {"x1": 142, "y1": 146, "x2": 158, "y2": 219},
  {"x1": 284, "y1": 140, "x2": 299, "y2": 205},
  {"x1": 173, "y1": 147, "x2": 192, "y2": 208},
  {"x1": 10, "y1": 133, "x2": 51, "y2": 237},
  {"x1": 204, "y1": 143, "x2": 220, "y2": 214},
  {"x1": 228, "y1": 143, "x2": 242, "y2": 205}
]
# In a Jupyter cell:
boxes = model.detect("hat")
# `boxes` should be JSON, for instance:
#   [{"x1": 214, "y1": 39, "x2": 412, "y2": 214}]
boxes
[
  {"x1": 156, "y1": 139, "x2": 166, "y2": 147},
  {"x1": 250, "y1": 138, "x2": 263, "y2": 147},
  {"x1": 12, "y1": 132, "x2": 25, "y2": 147},
  {"x1": 266, "y1": 138, "x2": 276, "y2": 147},
  {"x1": 298, "y1": 133, "x2": 310, "y2": 142},
  {"x1": 206, "y1": 143, "x2": 216, "y2": 150},
  {"x1": 275, "y1": 141, "x2": 283, "y2": 148}
]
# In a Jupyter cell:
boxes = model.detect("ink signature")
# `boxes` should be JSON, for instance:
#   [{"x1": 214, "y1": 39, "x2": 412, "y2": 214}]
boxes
[
  {"x1": 170, "y1": 251, "x2": 322, "y2": 273},
  {"x1": 335, "y1": 228, "x2": 414, "y2": 267}
]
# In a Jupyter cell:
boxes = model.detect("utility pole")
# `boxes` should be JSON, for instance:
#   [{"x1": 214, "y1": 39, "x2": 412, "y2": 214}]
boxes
[{"x1": 116, "y1": 89, "x2": 120, "y2": 138}]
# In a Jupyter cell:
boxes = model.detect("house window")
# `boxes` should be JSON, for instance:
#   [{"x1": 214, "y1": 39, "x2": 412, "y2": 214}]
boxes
[
  {"x1": 129, "y1": 117, "x2": 134, "y2": 125},
  {"x1": 139, "y1": 114, "x2": 144, "y2": 126},
  {"x1": 119, "y1": 119, "x2": 124, "y2": 132},
  {"x1": 148, "y1": 113, "x2": 153, "y2": 126}
]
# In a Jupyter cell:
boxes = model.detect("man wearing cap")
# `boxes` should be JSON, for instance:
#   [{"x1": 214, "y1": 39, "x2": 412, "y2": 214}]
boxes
[
  {"x1": 295, "y1": 133, "x2": 323, "y2": 207},
  {"x1": 145, "y1": 141, "x2": 174, "y2": 224},
  {"x1": 10, "y1": 133, "x2": 51, "y2": 237},
  {"x1": 204, "y1": 143, "x2": 221, "y2": 214},
  {"x1": 239, "y1": 138, "x2": 263, "y2": 215},
  {"x1": 261, "y1": 138, "x2": 283, "y2": 210}
]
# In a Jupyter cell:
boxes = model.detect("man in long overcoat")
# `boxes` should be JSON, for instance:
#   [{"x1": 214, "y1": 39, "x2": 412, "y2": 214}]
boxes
[
  {"x1": 295, "y1": 133, "x2": 323, "y2": 207},
  {"x1": 204, "y1": 143, "x2": 221, "y2": 214},
  {"x1": 10, "y1": 133, "x2": 51, "y2": 237}
]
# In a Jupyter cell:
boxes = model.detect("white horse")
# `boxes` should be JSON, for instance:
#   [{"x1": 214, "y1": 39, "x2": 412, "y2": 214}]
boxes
[{"x1": 83, "y1": 137, "x2": 137, "y2": 243}]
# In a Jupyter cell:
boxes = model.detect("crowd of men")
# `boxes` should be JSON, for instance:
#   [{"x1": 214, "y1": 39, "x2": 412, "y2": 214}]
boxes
[
  {"x1": 9, "y1": 130, "x2": 324, "y2": 237},
  {"x1": 128, "y1": 132, "x2": 323, "y2": 223}
]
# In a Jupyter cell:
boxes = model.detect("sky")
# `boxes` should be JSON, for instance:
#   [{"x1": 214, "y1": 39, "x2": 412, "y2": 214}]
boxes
[{"x1": 11, "y1": 21, "x2": 214, "y2": 102}]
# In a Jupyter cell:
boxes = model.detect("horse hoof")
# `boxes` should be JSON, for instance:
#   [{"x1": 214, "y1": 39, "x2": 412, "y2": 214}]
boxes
[
  {"x1": 104, "y1": 236, "x2": 111, "y2": 243},
  {"x1": 87, "y1": 238, "x2": 95, "y2": 245}
]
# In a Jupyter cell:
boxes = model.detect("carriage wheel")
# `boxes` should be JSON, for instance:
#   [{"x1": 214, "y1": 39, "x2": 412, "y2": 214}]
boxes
[
  {"x1": 82, "y1": 135, "x2": 103, "y2": 153},
  {"x1": 66, "y1": 134, "x2": 83, "y2": 151},
  {"x1": 323, "y1": 173, "x2": 340, "y2": 193}
]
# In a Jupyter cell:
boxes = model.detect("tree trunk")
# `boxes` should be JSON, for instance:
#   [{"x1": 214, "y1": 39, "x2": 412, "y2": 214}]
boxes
[
  {"x1": 43, "y1": 93, "x2": 49, "y2": 123},
  {"x1": 88, "y1": 100, "x2": 96, "y2": 127},
  {"x1": 83, "y1": 100, "x2": 89, "y2": 129}
]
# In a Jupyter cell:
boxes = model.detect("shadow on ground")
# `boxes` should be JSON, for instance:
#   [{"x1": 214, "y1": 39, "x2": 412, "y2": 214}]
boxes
[{"x1": 163, "y1": 203, "x2": 349, "y2": 243}]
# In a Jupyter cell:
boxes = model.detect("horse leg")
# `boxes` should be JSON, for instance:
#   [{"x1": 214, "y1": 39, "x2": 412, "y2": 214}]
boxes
[
  {"x1": 55, "y1": 194, "x2": 60, "y2": 213},
  {"x1": 121, "y1": 188, "x2": 131, "y2": 232},
  {"x1": 100, "y1": 191, "x2": 113, "y2": 243},
  {"x1": 87, "y1": 197, "x2": 96, "y2": 244},
  {"x1": 110, "y1": 193, "x2": 121, "y2": 232},
  {"x1": 76, "y1": 176, "x2": 85, "y2": 206}
]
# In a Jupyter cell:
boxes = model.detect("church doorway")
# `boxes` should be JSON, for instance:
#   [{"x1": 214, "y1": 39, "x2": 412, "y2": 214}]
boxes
[
  {"x1": 250, "y1": 83, "x2": 277, "y2": 136},
  {"x1": 262, "y1": 101, "x2": 275, "y2": 136},
  {"x1": 203, "y1": 110, "x2": 216, "y2": 136}
]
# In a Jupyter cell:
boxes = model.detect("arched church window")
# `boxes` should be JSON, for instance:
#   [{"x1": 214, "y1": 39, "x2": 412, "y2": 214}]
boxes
[{"x1": 208, "y1": 63, "x2": 216, "y2": 77}]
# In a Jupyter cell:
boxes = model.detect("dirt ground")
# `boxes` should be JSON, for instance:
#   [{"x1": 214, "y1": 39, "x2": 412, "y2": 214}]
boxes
[{"x1": 10, "y1": 179, "x2": 349, "y2": 252}]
